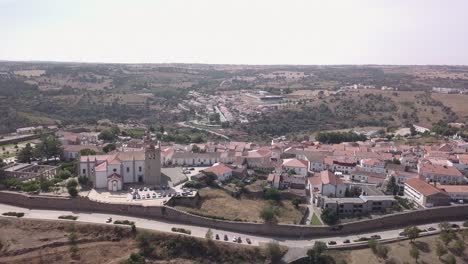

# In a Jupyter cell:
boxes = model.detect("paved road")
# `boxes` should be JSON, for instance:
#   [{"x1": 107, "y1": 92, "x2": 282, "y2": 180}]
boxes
[
  {"x1": 177, "y1": 122, "x2": 230, "y2": 140},
  {"x1": 0, "y1": 203, "x2": 464, "y2": 263}
]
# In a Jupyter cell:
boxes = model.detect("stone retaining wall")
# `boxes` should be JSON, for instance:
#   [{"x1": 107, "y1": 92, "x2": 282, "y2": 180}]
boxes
[{"x1": 1, "y1": 191, "x2": 468, "y2": 238}]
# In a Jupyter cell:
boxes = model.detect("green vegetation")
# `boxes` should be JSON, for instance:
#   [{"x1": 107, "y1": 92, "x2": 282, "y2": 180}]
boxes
[
  {"x1": 321, "y1": 208, "x2": 338, "y2": 225},
  {"x1": 58, "y1": 215, "x2": 79, "y2": 220},
  {"x1": 306, "y1": 241, "x2": 328, "y2": 264},
  {"x1": 2, "y1": 211, "x2": 25, "y2": 217},
  {"x1": 310, "y1": 213, "x2": 322, "y2": 226},
  {"x1": 171, "y1": 227, "x2": 192, "y2": 235},
  {"x1": 264, "y1": 188, "x2": 281, "y2": 201},
  {"x1": 259, "y1": 206, "x2": 276, "y2": 223},
  {"x1": 404, "y1": 226, "x2": 421, "y2": 243},
  {"x1": 316, "y1": 131, "x2": 367, "y2": 144}
]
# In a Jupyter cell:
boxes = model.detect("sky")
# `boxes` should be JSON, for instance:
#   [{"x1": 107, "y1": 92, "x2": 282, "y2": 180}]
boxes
[{"x1": 1, "y1": 0, "x2": 468, "y2": 65}]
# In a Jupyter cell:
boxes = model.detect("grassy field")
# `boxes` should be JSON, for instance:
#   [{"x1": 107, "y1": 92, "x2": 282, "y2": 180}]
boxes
[
  {"x1": 433, "y1": 93, "x2": 468, "y2": 120},
  {"x1": 175, "y1": 188, "x2": 305, "y2": 224},
  {"x1": 328, "y1": 232, "x2": 468, "y2": 264},
  {"x1": 310, "y1": 213, "x2": 322, "y2": 226}
]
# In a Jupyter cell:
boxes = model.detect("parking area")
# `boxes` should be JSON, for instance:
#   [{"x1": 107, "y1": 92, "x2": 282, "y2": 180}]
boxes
[{"x1": 129, "y1": 186, "x2": 196, "y2": 201}]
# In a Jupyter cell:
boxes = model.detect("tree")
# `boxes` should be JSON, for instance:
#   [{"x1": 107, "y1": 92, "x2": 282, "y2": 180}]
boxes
[
  {"x1": 453, "y1": 239, "x2": 465, "y2": 255},
  {"x1": 58, "y1": 170, "x2": 72, "y2": 180},
  {"x1": 264, "y1": 188, "x2": 281, "y2": 202},
  {"x1": 291, "y1": 198, "x2": 301, "y2": 209},
  {"x1": 410, "y1": 125, "x2": 417, "y2": 136},
  {"x1": 17, "y1": 143, "x2": 34, "y2": 163},
  {"x1": 439, "y1": 222, "x2": 451, "y2": 232},
  {"x1": 404, "y1": 226, "x2": 421, "y2": 243},
  {"x1": 205, "y1": 228, "x2": 213, "y2": 240},
  {"x1": 307, "y1": 241, "x2": 327, "y2": 263},
  {"x1": 123, "y1": 253, "x2": 146, "y2": 264},
  {"x1": 436, "y1": 241, "x2": 448, "y2": 260},
  {"x1": 321, "y1": 208, "x2": 338, "y2": 225},
  {"x1": 68, "y1": 186, "x2": 78, "y2": 197},
  {"x1": 386, "y1": 176, "x2": 399, "y2": 195},
  {"x1": 80, "y1": 148, "x2": 97, "y2": 156},
  {"x1": 67, "y1": 179, "x2": 78, "y2": 189},
  {"x1": 103, "y1": 143, "x2": 116, "y2": 153},
  {"x1": 34, "y1": 135, "x2": 63, "y2": 160},
  {"x1": 266, "y1": 241, "x2": 282, "y2": 263},
  {"x1": 409, "y1": 245, "x2": 419, "y2": 263},
  {"x1": 260, "y1": 206, "x2": 276, "y2": 223},
  {"x1": 445, "y1": 254, "x2": 456, "y2": 264},
  {"x1": 440, "y1": 230, "x2": 454, "y2": 246}
]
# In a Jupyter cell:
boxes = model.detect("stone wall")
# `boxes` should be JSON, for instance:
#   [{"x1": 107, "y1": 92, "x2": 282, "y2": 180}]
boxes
[{"x1": 1, "y1": 191, "x2": 468, "y2": 238}]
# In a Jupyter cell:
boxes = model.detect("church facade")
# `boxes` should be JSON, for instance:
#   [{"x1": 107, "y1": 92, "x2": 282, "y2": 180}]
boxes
[{"x1": 79, "y1": 136, "x2": 161, "y2": 191}]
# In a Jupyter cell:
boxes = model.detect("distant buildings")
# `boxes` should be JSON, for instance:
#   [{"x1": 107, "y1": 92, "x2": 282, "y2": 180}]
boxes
[{"x1": 404, "y1": 178, "x2": 451, "y2": 207}]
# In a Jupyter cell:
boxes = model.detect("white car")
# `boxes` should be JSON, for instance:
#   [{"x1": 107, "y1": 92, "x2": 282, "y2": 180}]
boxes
[{"x1": 232, "y1": 236, "x2": 237, "y2": 242}]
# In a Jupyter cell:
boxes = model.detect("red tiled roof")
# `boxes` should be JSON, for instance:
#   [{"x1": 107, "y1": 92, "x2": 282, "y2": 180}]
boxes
[
  {"x1": 405, "y1": 178, "x2": 446, "y2": 197},
  {"x1": 419, "y1": 163, "x2": 463, "y2": 177},
  {"x1": 202, "y1": 163, "x2": 233, "y2": 177},
  {"x1": 320, "y1": 170, "x2": 344, "y2": 185},
  {"x1": 282, "y1": 158, "x2": 308, "y2": 168}
]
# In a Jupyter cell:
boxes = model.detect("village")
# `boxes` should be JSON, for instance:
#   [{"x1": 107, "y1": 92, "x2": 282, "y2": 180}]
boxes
[{"x1": 1, "y1": 122, "x2": 468, "y2": 227}]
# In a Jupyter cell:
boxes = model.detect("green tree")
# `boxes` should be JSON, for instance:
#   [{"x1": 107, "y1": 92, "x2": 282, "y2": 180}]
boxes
[
  {"x1": 453, "y1": 239, "x2": 465, "y2": 255},
  {"x1": 386, "y1": 176, "x2": 399, "y2": 195},
  {"x1": 103, "y1": 143, "x2": 116, "y2": 153},
  {"x1": 436, "y1": 241, "x2": 447, "y2": 260},
  {"x1": 266, "y1": 241, "x2": 283, "y2": 263},
  {"x1": 410, "y1": 125, "x2": 417, "y2": 136},
  {"x1": 67, "y1": 179, "x2": 78, "y2": 189},
  {"x1": 123, "y1": 253, "x2": 146, "y2": 264},
  {"x1": 68, "y1": 186, "x2": 78, "y2": 197},
  {"x1": 205, "y1": 228, "x2": 213, "y2": 240},
  {"x1": 17, "y1": 143, "x2": 34, "y2": 163},
  {"x1": 409, "y1": 245, "x2": 419, "y2": 263},
  {"x1": 260, "y1": 206, "x2": 276, "y2": 223},
  {"x1": 80, "y1": 148, "x2": 97, "y2": 156},
  {"x1": 264, "y1": 188, "x2": 281, "y2": 202},
  {"x1": 445, "y1": 254, "x2": 456, "y2": 264},
  {"x1": 57, "y1": 170, "x2": 72, "y2": 180},
  {"x1": 307, "y1": 241, "x2": 327, "y2": 263},
  {"x1": 440, "y1": 230, "x2": 455, "y2": 246},
  {"x1": 321, "y1": 208, "x2": 338, "y2": 225},
  {"x1": 34, "y1": 135, "x2": 63, "y2": 160},
  {"x1": 404, "y1": 226, "x2": 421, "y2": 243},
  {"x1": 291, "y1": 198, "x2": 301, "y2": 209}
]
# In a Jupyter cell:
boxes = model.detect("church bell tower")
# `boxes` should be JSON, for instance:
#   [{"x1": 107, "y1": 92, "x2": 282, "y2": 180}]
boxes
[{"x1": 144, "y1": 131, "x2": 162, "y2": 186}]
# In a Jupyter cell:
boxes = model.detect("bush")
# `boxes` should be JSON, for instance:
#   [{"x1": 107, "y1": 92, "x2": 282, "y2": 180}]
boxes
[
  {"x1": 264, "y1": 188, "x2": 281, "y2": 201},
  {"x1": 171, "y1": 227, "x2": 191, "y2": 235},
  {"x1": 260, "y1": 206, "x2": 276, "y2": 223},
  {"x1": 291, "y1": 198, "x2": 301, "y2": 208},
  {"x1": 321, "y1": 208, "x2": 338, "y2": 225},
  {"x1": 58, "y1": 215, "x2": 78, "y2": 220},
  {"x1": 68, "y1": 186, "x2": 78, "y2": 197},
  {"x1": 183, "y1": 180, "x2": 202, "y2": 189},
  {"x1": 114, "y1": 220, "x2": 135, "y2": 226},
  {"x1": 2, "y1": 212, "x2": 25, "y2": 217},
  {"x1": 67, "y1": 179, "x2": 78, "y2": 189},
  {"x1": 57, "y1": 170, "x2": 72, "y2": 180},
  {"x1": 265, "y1": 241, "x2": 283, "y2": 263},
  {"x1": 123, "y1": 253, "x2": 146, "y2": 264}
]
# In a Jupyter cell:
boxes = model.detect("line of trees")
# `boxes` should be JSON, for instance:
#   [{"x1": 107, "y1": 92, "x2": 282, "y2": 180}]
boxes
[{"x1": 316, "y1": 131, "x2": 367, "y2": 144}]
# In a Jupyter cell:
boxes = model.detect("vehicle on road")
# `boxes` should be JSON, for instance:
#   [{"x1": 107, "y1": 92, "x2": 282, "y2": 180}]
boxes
[
  {"x1": 451, "y1": 224, "x2": 460, "y2": 229},
  {"x1": 328, "y1": 241, "x2": 337, "y2": 245},
  {"x1": 215, "y1": 234, "x2": 220, "y2": 240},
  {"x1": 246, "y1": 238, "x2": 251, "y2": 244},
  {"x1": 399, "y1": 231, "x2": 406, "y2": 237},
  {"x1": 343, "y1": 239, "x2": 350, "y2": 244},
  {"x1": 106, "y1": 217, "x2": 112, "y2": 223},
  {"x1": 428, "y1": 227, "x2": 437, "y2": 231},
  {"x1": 224, "y1": 234, "x2": 228, "y2": 241},
  {"x1": 232, "y1": 236, "x2": 237, "y2": 242},
  {"x1": 237, "y1": 237, "x2": 242, "y2": 243},
  {"x1": 371, "y1": 235, "x2": 381, "y2": 240}
]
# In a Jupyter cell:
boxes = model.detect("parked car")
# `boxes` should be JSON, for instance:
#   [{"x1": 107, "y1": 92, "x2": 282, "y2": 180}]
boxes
[
  {"x1": 371, "y1": 235, "x2": 381, "y2": 240},
  {"x1": 428, "y1": 227, "x2": 437, "y2": 231},
  {"x1": 246, "y1": 238, "x2": 251, "y2": 244},
  {"x1": 215, "y1": 234, "x2": 220, "y2": 240},
  {"x1": 224, "y1": 235, "x2": 228, "y2": 241},
  {"x1": 451, "y1": 224, "x2": 460, "y2": 229},
  {"x1": 106, "y1": 217, "x2": 112, "y2": 223},
  {"x1": 343, "y1": 239, "x2": 350, "y2": 244},
  {"x1": 232, "y1": 236, "x2": 237, "y2": 242},
  {"x1": 237, "y1": 237, "x2": 242, "y2": 243},
  {"x1": 328, "y1": 241, "x2": 337, "y2": 245},
  {"x1": 399, "y1": 232, "x2": 406, "y2": 237}
]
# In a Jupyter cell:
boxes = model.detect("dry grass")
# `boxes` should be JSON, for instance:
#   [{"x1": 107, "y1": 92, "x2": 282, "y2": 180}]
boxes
[
  {"x1": 175, "y1": 188, "x2": 304, "y2": 224},
  {"x1": 329, "y1": 233, "x2": 468, "y2": 264},
  {"x1": 433, "y1": 93, "x2": 468, "y2": 119}
]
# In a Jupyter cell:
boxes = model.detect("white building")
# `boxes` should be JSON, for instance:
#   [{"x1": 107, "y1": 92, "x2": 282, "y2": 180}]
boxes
[
  {"x1": 282, "y1": 158, "x2": 309, "y2": 177},
  {"x1": 309, "y1": 170, "x2": 347, "y2": 205},
  {"x1": 404, "y1": 178, "x2": 450, "y2": 208}
]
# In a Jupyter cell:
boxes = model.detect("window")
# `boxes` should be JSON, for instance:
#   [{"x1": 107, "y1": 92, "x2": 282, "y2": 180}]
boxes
[
  {"x1": 113, "y1": 168, "x2": 117, "y2": 172},
  {"x1": 82, "y1": 169, "x2": 86, "y2": 174},
  {"x1": 139, "y1": 166, "x2": 142, "y2": 172},
  {"x1": 127, "y1": 167, "x2": 130, "y2": 173}
]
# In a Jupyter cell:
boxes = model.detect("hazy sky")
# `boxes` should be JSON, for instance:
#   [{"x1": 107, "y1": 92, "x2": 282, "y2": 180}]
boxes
[{"x1": 1, "y1": 0, "x2": 467, "y2": 65}]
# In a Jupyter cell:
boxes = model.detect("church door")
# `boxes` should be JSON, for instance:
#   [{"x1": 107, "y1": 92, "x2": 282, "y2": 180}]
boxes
[{"x1": 112, "y1": 181, "x2": 118, "y2": 192}]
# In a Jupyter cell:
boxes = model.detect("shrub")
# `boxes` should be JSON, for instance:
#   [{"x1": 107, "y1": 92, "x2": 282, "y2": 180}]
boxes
[
  {"x1": 291, "y1": 198, "x2": 301, "y2": 208},
  {"x1": 123, "y1": 253, "x2": 146, "y2": 264},
  {"x1": 58, "y1": 215, "x2": 78, "y2": 220},
  {"x1": 68, "y1": 186, "x2": 78, "y2": 197},
  {"x1": 260, "y1": 206, "x2": 276, "y2": 223},
  {"x1": 264, "y1": 188, "x2": 281, "y2": 201},
  {"x1": 171, "y1": 227, "x2": 191, "y2": 235},
  {"x1": 67, "y1": 179, "x2": 78, "y2": 189},
  {"x1": 183, "y1": 180, "x2": 202, "y2": 189},
  {"x1": 2, "y1": 212, "x2": 25, "y2": 217},
  {"x1": 57, "y1": 170, "x2": 72, "y2": 180},
  {"x1": 321, "y1": 208, "x2": 338, "y2": 225},
  {"x1": 265, "y1": 241, "x2": 283, "y2": 263}
]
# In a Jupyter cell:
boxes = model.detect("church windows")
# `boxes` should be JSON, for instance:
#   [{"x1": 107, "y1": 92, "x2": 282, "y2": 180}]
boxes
[
  {"x1": 113, "y1": 168, "x2": 117, "y2": 173},
  {"x1": 82, "y1": 169, "x2": 86, "y2": 175},
  {"x1": 127, "y1": 167, "x2": 130, "y2": 173},
  {"x1": 139, "y1": 166, "x2": 142, "y2": 172}
]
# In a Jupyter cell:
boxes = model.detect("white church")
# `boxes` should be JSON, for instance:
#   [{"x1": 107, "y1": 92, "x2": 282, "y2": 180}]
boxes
[{"x1": 79, "y1": 135, "x2": 162, "y2": 191}]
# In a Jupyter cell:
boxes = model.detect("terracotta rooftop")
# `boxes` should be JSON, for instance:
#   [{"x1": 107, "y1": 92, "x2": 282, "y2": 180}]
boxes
[
  {"x1": 436, "y1": 183, "x2": 468, "y2": 193},
  {"x1": 419, "y1": 163, "x2": 463, "y2": 177},
  {"x1": 319, "y1": 170, "x2": 344, "y2": 185},
  {"x1": 405, "y1": 178, "x2": 446, "y2": 197},
  {"x1": 202, "y1": 163, "x2": 233, "y2": 177},
  {"x1": 282, "y1": 158, "x2": 308, "y2": 168}
]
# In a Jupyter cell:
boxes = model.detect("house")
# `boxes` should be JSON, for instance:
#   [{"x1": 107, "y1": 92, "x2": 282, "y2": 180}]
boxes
[
  {"x1": 281, "y1": 174, "x2": 307, "y2": 189},
  {"x1": 418, "y1": 162, "x2": 465, "y2": 184},
  {"x1": 324, "y1": 158, "x2": 357, "y2": 174},
  {"x1": 358, "y1": 158, "x2": 386, "y2": 174},
  {"x1": 309, "y1": 170, "x2": 347, "y2": 205},
  {"x1": 303, "y1": 151, "x2": 330, "y2": 172},
  {"x1": 282, "y1": 158, "x2": 309, "y2": 177},
  {"x1": 201, "y1": 163, "x2": 233, "y2": 182},
  {"x1": 404, "y1": 178, "x2": 451, "y2": 207},
  {"x1": 171, "y1": 152, "x2": 221, "y2": 166},
  {"x1": 319, "y1": 195, "x2": 396, "y2": 215},
  {"x1": 435, "y1": 184, "x2": 468, "y2": 202},
  {"x1": 350, "y1": 169, "x2": 387, "y2": 185},
  {"x1": 387, "y1": 170, "x2": 421, "y2": 185}
]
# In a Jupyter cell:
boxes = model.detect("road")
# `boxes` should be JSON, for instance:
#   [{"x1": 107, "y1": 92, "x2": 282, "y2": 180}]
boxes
[
  {"x1": 0, "y1": 203, "x2": 464, "y2": 263},
  {"x1": 177, "y1": 122, "x2": 230, "y2": 140}
]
